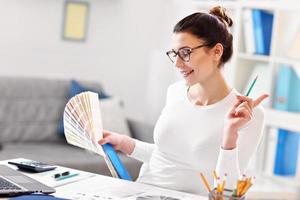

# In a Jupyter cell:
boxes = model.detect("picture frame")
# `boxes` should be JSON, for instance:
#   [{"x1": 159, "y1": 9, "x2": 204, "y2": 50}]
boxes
[{"x1": 62, "y1": 1, "x2": 89, "y2": 42}]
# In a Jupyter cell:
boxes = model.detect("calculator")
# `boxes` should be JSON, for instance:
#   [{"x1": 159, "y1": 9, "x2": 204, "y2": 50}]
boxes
[{"x1": 8, "y1": 160, "x2": 57, "y2": 172}]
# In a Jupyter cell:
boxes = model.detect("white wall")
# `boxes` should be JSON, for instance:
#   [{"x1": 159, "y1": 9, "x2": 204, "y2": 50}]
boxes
[
  {"x1": 0, "y1": 0, "x2": 197, "y2": 124},
  {"x1": 143, "y1": 0, "x2": 197, "y2": 124}
]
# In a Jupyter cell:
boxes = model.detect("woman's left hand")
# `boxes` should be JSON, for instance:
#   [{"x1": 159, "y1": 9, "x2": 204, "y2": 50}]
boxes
[{"x1": 222, "y1": 94, "x2": 269, "y2": 149}]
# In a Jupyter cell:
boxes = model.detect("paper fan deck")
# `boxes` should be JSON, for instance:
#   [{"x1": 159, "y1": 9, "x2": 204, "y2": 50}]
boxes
[
  {"x1": 63, "y1": 92, "x2": 104, "y2": 155},
  {"x1": 63, "y1": 91, "x2": 132, "y2": 180}
]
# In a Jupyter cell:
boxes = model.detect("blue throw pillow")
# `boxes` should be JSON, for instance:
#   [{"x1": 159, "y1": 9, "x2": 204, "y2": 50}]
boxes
[
  {"x1": 69, "y1": 79, "x2": 110, "y2": 100},
  {"x1": 58, "y1": 80, "x2": 110, "y2": 136}
]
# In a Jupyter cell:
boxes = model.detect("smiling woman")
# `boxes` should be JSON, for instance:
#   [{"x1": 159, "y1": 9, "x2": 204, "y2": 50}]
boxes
[
  {"x1": 98, "y1": 6, "x2": 268, "y2": 195},
  {"x1": 168, "y1": 6, "x2": 233, "y2": 87}
]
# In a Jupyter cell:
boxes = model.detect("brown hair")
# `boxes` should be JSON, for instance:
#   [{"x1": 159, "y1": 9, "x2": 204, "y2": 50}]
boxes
[{"x1": 173, "y1": 6, "x2": 233, "y2": 65}]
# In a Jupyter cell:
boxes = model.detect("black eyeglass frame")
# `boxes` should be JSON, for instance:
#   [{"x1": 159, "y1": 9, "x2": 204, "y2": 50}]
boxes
[{"x1": 166, "y1": 44, "x2": 211, "y2": 63}]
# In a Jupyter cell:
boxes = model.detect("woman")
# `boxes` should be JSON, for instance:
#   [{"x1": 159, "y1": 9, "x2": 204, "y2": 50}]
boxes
[{"x1": 99, "y1": 6, "x2": 268, "y2": 195}]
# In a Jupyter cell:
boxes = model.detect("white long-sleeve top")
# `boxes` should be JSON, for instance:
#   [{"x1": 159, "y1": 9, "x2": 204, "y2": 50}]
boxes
[{"x1": 130, "y1": 81, "x2": 265, "y2": 195}]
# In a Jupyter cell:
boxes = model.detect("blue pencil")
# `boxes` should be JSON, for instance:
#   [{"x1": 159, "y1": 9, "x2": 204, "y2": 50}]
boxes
[{"x1": 245, "y1": 75, "x2": 258, "y2": 97}]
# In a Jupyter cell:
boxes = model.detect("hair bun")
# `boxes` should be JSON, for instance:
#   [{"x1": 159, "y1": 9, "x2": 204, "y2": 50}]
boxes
[{"x1": 209, "y1": 6, "x2": 233, "y2": 27}]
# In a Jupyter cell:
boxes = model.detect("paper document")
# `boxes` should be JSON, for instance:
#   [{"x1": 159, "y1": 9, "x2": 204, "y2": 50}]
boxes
[{"x1": 54, "y1": 175, "x2": 205, "y2": 200}]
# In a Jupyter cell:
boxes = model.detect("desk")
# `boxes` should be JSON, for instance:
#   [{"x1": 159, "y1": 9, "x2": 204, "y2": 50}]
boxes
[
  {"x1": 53, "y1": 176, "x2": 299, "y2": 200},
  {"x1": 54, "y1": 175, "x2": 204, "y2": 200},
  {"x1": 0, "y1": 158, "x2": 204, "y2": 200},
  {"x1": 1, "y1": 158, "x2": 299, "y2": 200}
]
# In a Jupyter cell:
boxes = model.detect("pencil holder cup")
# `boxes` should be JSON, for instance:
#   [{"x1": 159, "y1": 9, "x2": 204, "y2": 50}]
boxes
[{"x1": 208, "y1": 188, "x2": 245, "y2": 200}]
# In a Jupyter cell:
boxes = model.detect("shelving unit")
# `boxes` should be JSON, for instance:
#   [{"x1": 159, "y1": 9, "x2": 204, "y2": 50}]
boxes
[
  {"x1": 192, "y1": 0, "x2": 300, "y2": 187},
  {"x1": 265, "y1": 108, "x2": 300, "y2": 133}
]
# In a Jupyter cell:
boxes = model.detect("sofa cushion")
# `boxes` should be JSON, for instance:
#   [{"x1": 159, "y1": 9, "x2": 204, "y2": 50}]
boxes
[
  {"x1": 0, "y1": 77, "x2": 69, "y2": 143},
  {"x1": 0, "y1": 143, "x2": 142, "y2": 180},
  {"x1": 0, "y1": 77, "x2": 106, "y2": 143},
  {"x1": 127, "y1": 119, "x2": 154, "y2": 143},
  {"x1": 69, "y1": 79, "x2": 110, "y2": 100}
]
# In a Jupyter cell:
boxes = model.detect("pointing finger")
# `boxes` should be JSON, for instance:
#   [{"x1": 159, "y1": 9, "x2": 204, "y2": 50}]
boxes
[{"x1": 253, "y1": 94, "x2": 269, "y2": 107}]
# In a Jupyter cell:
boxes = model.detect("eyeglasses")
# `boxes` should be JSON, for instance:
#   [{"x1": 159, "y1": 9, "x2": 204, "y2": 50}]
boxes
[{"x1": 166, "y1": 44, "x2": 210, "y2": 63}]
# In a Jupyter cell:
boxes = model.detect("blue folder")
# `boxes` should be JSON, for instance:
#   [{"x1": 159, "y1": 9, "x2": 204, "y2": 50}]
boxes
[
  {"x1": 273, "y1": 65, "x2": 300, "y2": 176},
  {"x1": 274, "y1": 130, "x2": 299, "y2": 175},
  {"x1": 252, "y1": 9, "x2": 273, "y2": 55},
  {"x1": 252, "y1": 9, "x2": 264, "y2": 55},
  {"x1": 102, "y1": 143, "x2": 132, "y2": 181}
]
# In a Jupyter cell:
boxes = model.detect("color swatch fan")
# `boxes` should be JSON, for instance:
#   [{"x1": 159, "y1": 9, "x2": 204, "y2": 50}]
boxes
[
  {"x1": 63, "y1": 91, "x2": 132, "y2": 181},
  {"x1": 63, "y1": 92, "x2": 104, "y2": 156}
]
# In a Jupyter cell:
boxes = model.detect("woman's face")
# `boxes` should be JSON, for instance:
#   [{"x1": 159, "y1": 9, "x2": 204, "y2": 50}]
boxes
[{"x1": 171, "y1": 32, "x2": 221, "y2": 86}]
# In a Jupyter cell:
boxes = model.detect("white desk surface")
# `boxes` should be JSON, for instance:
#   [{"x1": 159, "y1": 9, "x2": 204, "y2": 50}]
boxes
[
  {"x1": 1, "y1": 158, "x2": 299, "y2": 200},
  {"x1": 54, "y1": 175, "x2": 205, "y2": 200},
  {"x1": 53, "y1": 175, "x2": 299, "y2": 200},
  {"x1": 0, "y1": 158, "x2": 204, "y2": 200}
]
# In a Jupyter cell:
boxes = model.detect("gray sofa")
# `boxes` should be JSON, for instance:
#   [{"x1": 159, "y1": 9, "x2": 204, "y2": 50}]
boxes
[{"x1": 0, "y1": 76, "x2": 154, "y2": 180}]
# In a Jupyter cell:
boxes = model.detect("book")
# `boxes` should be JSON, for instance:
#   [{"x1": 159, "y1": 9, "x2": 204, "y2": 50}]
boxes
[
  {"x1": 243, "y1": 9, "x2": 255, "y2": 54},
  {"x1": 252, "y1": 9, "x2": 274, "y2": 55},
  {"x1": 264, "y1": 128, "x2": 278, "y2": 175},
  {"x1": 63, "y1": 91, "x2": 132, "y2": 181},
  {"x1": 273, "y1": 65, "x2": 300, "y2": 176}
]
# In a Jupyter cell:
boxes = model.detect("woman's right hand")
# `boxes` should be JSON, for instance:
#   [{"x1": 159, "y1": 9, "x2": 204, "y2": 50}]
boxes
[{"x1": 98, "y1": 130, "x2": 136, "y2": 155}]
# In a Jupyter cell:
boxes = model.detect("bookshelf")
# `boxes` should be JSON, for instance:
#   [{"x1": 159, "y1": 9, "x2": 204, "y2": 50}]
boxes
[
  {"x1": 265, "y1": 109, "x2": 300, "y2": 133},
  {"x1": 191, "y1": 0, "x2": 300, "y2": 185}
]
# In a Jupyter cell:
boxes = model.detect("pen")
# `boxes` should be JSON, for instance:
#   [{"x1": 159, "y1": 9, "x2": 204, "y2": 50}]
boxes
[
  {"x1": 245, "y1": 75, "x2": 258, "y2": 96},
  {"x1": 53, "y1": 171, "x2": 70, "y2": 179},
  {"x1": 55, "y1": 172, "x2": 79, "y2": 181},
  {"x1": 53, "y1": 171, "x2": 79, "y2": 181}
]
